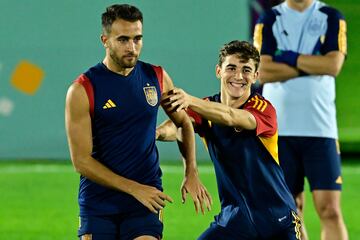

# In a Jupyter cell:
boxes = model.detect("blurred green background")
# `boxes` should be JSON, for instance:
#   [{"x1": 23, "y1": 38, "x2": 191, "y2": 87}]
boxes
[
  {"x1": 0, "y1": 1, "x2": 359, "y2": 239},
  {"x1": 1, "y1": 0, "x2": 358, "y2": 160}
]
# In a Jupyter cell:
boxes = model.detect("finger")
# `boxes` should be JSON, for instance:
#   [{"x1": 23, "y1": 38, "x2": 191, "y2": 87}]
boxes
[
  {"x1": 198, "y1": 195, "x2": 205, "y2": 215},
  {"x1": 181, "y1": 187, "x2": 187, "y2": 204},
  {"x1": 167, "y1": 89, "x2": 176, "y2": 95},
  {"x1": 150, "y1": 199, "x2": 164, "y2": 211},
  {"x1": 193, "y1": 197, "x2": 199, "y2": 214},
  {"x1": 160, "y1": 192, "x2": 174, "y2": 203},
  {"x1": 154, "y1": 196, "x2": 166, "y2": 208},
  {"x1": 176, "y1": 103, "x2": 187, "y2": 112},
  {"x1": 145, "y1": 202, "x2": 158, "y2": 214},
  {"x1": 204, "y1": 189, "x2": 213, "y2": 210},
  {"x1": 201, "y1": 188, "x2": 211, "y2": 211}
]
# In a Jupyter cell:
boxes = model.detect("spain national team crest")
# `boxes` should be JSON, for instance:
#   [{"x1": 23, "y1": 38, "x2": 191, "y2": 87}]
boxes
[{"x1": 143, "y1": 85, "x2": 158, "y2": 106}]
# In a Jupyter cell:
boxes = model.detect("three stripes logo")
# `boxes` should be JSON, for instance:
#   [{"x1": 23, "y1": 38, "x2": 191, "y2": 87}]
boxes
[
  {"x1": 248, "y1": 95, "x2": 267, "y2": 112},
  {"x1": 103, "y1": 99, "x2": 116, "y2": 109}
]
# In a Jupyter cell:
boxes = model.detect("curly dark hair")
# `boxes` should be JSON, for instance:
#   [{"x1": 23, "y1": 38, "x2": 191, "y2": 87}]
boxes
[
  {"x1": 101, "y1": 4, "x2": 143, "y2": 34},
  {"x1": 218, "y1": 40, "x2": 260, "y2": 71}
]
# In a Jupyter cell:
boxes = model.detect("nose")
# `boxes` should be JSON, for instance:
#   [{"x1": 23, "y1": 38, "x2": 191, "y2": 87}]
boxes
[
  {"x1": 234, "y1": 70, "x2": 243, "y2": 80},
  {"x1": 126, "y1": 40, "x2": 136, "y2": 52}
]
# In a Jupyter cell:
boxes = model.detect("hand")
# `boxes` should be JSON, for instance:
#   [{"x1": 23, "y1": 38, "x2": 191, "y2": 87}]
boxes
[
  {"x1": 130, "y1": 182, "x2": 173, "y2": 214},
  {"x1": 181, "y1": 172, "x2": 213, "y2": 214},
  {"x1": 161, "y1": 88, "x2": 190, "y2": 113},
  {"x1": 273, "y1": 49, "x2": 300, "y2": 67}
]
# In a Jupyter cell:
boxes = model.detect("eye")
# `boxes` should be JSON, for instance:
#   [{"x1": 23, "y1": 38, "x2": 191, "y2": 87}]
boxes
[
  {"x1": 118, "y1": 37, "x2": 128, "y2": 43},
  {"x1": 243, "y1": 68, "x2": 252, "y2": 74},
  {"x1": 226, "y1": 67, "x2": 236, "y2": 72},
  {"x1": 134, "y1": 36, "x2": 143, "y2": 43}
]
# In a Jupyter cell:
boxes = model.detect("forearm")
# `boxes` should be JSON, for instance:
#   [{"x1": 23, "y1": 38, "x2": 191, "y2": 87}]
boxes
[
  {"x1": 297, "y1": 53, "x2": 344, "y2": 77},
  {"x1": 188, "y1": 95, "x2": 254, "y2": 129},
  {"x1": 177, "y1": 120, "x2": 197, "y2": 176},
  {"x1": 72, "y1": 155, "x2": 139, "y2": 195},
  {"x1": 259, "y1": 60, "x2": 299, "y2": 84}
]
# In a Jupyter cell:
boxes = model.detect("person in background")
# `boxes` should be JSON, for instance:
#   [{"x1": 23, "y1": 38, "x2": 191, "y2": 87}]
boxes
[{"x1": 253, "y1": 0, "x2": 348, "y2": 239}]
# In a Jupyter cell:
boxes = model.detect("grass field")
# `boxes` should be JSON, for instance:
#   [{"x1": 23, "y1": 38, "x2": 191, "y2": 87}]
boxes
[{"x1": 0, "y1": 160, "x2": 359, "y2": 240}]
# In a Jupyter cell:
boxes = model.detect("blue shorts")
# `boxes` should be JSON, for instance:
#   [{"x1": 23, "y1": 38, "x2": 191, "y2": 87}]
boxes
[
  {"x1": 78, "y1": 207, "x2": 163, "y2": 240},
  {"x1": 278, "y1": 137, "x2": 342, "y2": 195},
  {"x1": 198, "y1": 209, "x2": 301, "y2": 240}
]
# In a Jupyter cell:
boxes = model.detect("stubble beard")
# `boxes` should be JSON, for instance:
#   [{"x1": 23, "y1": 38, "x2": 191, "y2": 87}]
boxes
[{"x1": 110, "y1": 50, "x2": 138, "y2": 69}]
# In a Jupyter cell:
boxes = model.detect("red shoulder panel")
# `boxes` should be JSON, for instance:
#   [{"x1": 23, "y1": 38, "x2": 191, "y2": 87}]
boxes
[
  {"x1": 74, "y1": 74, "x2": 94, "y2": 118},
  {"x1": 151, "y1": 65, "x2": 163, "y2": 93},
  {"x1": 243, "y1": 95, "x2": 277, "y2": 137}
]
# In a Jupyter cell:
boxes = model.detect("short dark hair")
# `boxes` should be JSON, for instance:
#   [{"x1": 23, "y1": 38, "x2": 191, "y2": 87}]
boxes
[
  {"x1": 101, "y1": 4, "x2": 143, "y2": 34},
  {"x1": 218, "y1": 40, "x2": 260, "y2": 71}
]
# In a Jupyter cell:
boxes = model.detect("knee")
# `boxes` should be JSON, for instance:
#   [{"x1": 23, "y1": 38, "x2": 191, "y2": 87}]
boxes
[{"x1": 317, "y1": 203, "x2": 342, "y2": 221}]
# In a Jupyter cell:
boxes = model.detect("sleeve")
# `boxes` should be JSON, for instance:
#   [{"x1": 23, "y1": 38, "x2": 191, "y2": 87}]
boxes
[
  {"x1": 319, "y1": 6, "x2": 347, "y2": 55},
  {"x1": 253, "y1": 9, "x2": 278, "y2": 56},
  {"x1": 243, "y1": 96, "x2": 277, "y2": 138}
]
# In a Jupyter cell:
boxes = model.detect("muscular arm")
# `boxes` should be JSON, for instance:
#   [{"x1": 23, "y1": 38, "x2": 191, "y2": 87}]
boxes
[
  {"x1": 65, "y1": 83, "x2": 172, "y2": 213},
  {"x1": 161, "y1": 70, "x2": 197, "y2": 175},
  {"x1": 160, "y1": 70, "x2": 212, "y2": 213},
  {"x1": 259, "y1": 51, "x2": 345, "y2": 84},
  {"x1": 258, "y1": 55, "x2": 300, "y2": 84},
  {"x1": 187, "y1": 95, "x2": 256, "y2": 130},
  {"x1": 163, "y1": 88, "x2": 257, "y2": 130},
  {"x1": 297, "y1": 51, "x2": 345, "y2": 76}
]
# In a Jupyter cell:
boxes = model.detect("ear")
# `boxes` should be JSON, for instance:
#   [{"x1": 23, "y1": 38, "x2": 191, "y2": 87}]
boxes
[
  {"x1": 101, "y1": 34, "x2": 108, "y2": 48},
  {"x1": 215, "y1": 64, "x2": 221, "y2": 79},
  {"x1": 252, "y1": 71, "x2": 259, "y2": 84}
]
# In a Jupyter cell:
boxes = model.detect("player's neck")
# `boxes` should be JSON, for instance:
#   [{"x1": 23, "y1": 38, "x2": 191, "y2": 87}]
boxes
[
  {"x1": 286, "y1": 0, "x2": 313, "y2": 12},
  {"x1": 220, "y1": 91, "x2": 250, "y2": 109},
  {"x1": 102, "y1": 57, "x2": 134, "y2": 76}
]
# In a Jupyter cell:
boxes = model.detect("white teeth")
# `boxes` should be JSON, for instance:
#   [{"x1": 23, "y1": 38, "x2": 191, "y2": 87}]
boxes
[{"x1": 230, "y1": 82, "x2": 246, "y2": 87}]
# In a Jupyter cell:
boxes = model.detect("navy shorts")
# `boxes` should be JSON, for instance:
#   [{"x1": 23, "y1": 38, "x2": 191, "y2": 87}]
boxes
[
  {"x1": 78, "y1": 208, "x2": 163, "y2": 240},
  {"x1": 278, "y1": 137, "x2": 342, "y2": 195},
  {"x1": 198, "y1": 206, "x2": 301, "y2": 240}
]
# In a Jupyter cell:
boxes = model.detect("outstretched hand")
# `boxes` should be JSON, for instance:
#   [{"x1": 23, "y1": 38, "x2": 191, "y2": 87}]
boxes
[
  {"x1": 180, "y1": 172, "x2": 213, "y2": 214},
  {"x1": 161, "y1": 88, "x2": 190, "y2": 113},
  {"x1": 130, "y1": 182, "x2": 173, "y2": 214}
]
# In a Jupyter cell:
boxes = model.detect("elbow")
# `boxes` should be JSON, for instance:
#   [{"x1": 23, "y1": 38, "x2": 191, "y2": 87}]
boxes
[
  {"x1": 329, "y1": 64, "x2": 342, "y2": 77},
  {"x1": 71, "y1": 156, "x2": 87, "y2": 175},
  {"x1": 258, "y1": 71, "x2": 271, "y2": 84}
]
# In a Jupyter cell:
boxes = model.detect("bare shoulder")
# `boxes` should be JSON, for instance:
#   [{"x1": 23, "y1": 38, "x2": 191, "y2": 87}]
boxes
[
  {"x1": 66, "y1": 82, "x2": 89, "y2": 111},
  {"x1": 161, "y1": 68, "x2": 175, "y2": 93}
]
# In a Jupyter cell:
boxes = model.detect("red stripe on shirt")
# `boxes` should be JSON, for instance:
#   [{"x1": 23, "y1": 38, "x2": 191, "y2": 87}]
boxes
[{"x1": 74, "y1": 74, "x2": 94, "y2": 118}]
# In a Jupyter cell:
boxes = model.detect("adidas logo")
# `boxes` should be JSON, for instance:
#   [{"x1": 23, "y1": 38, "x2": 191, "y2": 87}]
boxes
[
  {"x1": 103, "y1": 99, "x2": 116, "y2": 109},
  {"x1": 335, "y1": 176, "x2": 342, "y2": 184}
]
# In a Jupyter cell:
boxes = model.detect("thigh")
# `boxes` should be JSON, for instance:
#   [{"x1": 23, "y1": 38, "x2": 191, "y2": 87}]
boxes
[
  {"x1": 78, "y1": 215, "x2": 119, "y2": 240},
  {"x1": 198, "y1": 222, "x2": 249, "y2": 240},
  {"x1": 120, "y1": 208, "x2": 163, "y2": 240},
  {"x1": 278, "y1": 137, "x2": 305, "y2": 195},
  {"x1": 302, "y1": 138, "x2": 342, "y2": 191}
]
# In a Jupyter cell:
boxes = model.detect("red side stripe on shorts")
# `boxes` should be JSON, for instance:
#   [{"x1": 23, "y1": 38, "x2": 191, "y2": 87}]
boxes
[
  {"x1": 74, "y1": 74, "x2": 94, "y2": 118},
  {"x1": 151, "y1": 65, "x2": 163, "y2": 94}
]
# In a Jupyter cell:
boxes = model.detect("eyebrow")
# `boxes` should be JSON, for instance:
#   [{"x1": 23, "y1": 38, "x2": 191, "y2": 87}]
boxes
[
  {"x1": 225, "y1": 64, "x2": 237, "y2": 68},
  {"x1": 116, "y1": 35, "x2": 143, "y2": 40},
  {"x1": 243, "y1": 66, "x2": 252, "y2": 70}
]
